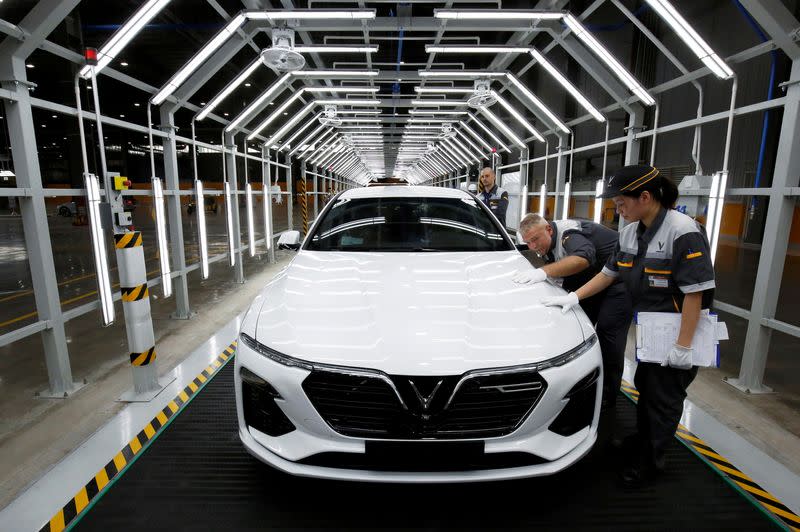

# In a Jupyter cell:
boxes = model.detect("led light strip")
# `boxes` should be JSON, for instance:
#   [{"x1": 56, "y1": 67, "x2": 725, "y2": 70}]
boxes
[
  {"x1": 152, "y1": 177, "x2": 172, "y2": 297},
  {"x1": 85, "y1": 173, "x2": 115, "y2": 325}
]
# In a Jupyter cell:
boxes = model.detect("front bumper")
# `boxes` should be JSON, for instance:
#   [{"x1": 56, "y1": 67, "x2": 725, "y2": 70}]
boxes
[{"x1": 234, "y1": 339, "x2": 602, "y2": 483}]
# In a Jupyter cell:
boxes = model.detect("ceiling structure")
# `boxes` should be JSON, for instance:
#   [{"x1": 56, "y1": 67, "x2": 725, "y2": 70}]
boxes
[{"x1": 7, "y1": 0, "x2": 736, "y2": 185}]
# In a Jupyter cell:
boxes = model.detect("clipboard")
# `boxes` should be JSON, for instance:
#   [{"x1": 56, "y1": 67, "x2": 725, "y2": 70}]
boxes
[{"x1": 635, "y1": 310, "x2": 728, "y2": 368}]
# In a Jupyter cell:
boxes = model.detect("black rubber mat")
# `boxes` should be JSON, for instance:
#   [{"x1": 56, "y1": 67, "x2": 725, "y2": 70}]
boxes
[{"x1": 75, "y1": 361, "x2": 776, "y2": 531}]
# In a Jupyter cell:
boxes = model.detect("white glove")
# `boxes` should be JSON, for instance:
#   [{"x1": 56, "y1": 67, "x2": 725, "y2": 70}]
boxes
[
  {"x1": 540, "y1": 292, "x2": 579, "y2": 314},
  {"x1": 663, "y1": 344, "x2": 693, "y2": 369},
  {"x1": 512, "y1": 268, "x2": 548, "y2": 284}
]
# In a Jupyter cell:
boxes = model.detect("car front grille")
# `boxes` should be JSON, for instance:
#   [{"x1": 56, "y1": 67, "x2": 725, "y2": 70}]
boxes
[{"x1": 302, "y1": 367, "x2": 547, "y2": 439}]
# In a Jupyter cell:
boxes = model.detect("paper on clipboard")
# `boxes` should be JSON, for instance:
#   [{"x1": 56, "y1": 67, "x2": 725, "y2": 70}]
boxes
[{"x1": 635, "y1": 310, "x2": 727, "y2": 368}]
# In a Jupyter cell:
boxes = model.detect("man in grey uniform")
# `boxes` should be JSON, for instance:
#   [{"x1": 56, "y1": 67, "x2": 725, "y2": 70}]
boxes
[
  {"x1": 478, "y1": 167, "x2": 509, "y2": 227},
  {"x1": 513, "y1": 213, "x2": 632, "y2": 414}
]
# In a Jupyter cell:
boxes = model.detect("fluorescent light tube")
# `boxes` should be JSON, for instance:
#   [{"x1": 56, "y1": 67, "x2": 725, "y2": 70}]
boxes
[
  {"x1": 434, "y1": 10, "x2": 562, "y2": 20},
  {"x1": 80, "y1": 0, "x2": 173, "y2": 78},
  {"x1": 491, "y1": 90, "x2": 546, "y2": 142},
  {"x1": 152, "y1": 177, "x2": 172, "y2": 297},
  {"x1": 561, "y1": 181, "x2": 571, "y2": 220},
  {"x1": 594, "y1": 179, "x2": 604, "y2": 223},
  {"x1": 539, "y1": 184, "x2": 546, "y2": 217},
  {"x1": 504, "y1": 75, "x2": 569, "y2": 134},
  {"x1": 224, "y1": 181, "x2": 236, "y2": 267},
  {"x1": 195, "y1": 180, "x2": 209, "y2": 279},
  {"x1": 226, "y1": 73, "x2": 291, "y2": 132},
  {"x1": 85, "y1": 173, "x2": 115, "y2": 325},
  {"x1": 528, "y1": 49, "x2": 605, "y2": 122},
  {"x1": 197, "y1": 56, "x2": 262, "y2": 121},
  {"x1": 295, "y1": 45, "x2": 378, "y2": 53},
  {"x1": 469, "y1": 114, "x2": 511, "y2": 152},
  {"x1": 480, "y1": 107, "x2": 526, "y2": 148}
]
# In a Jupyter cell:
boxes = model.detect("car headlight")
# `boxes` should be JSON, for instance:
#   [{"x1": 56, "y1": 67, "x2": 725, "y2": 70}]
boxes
[
  {"x1": 239, "y1": 333, "x2": 314, "y2": 371},
  {"x1": 536, "y1": 334, "x2": 597, "y2": 372}
]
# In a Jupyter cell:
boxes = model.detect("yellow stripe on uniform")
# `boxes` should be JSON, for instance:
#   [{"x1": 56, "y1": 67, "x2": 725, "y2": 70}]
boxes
[
  {"x1": 620, "y1": 167, "x2": 659, "y2": 191},
  {"x1": 617, "y1": 261, "x2": 633, "y2": 267},
  {"x1": 644, "y1": 268, "x2": 671, "y2": 274},
  {"x1": 686, "y1": 251, "x2": 703, "y2": 259}
]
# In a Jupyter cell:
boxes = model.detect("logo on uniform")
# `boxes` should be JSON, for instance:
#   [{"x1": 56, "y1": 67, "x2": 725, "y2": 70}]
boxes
[{"x1": 658, "y1": 241, "x2": 664, "y2": 251}]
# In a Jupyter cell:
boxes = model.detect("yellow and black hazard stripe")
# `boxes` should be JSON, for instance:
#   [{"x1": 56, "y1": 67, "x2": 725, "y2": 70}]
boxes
[
  {"x1": 620, "y1": 379, "x2": 800, "y2": 531},
  {"x1": 114, "y1": 231, "x2": 143, "y2": 249},
  {"x1": 129, "y1": 346, "x2": 156, "y2": 366},
  {"x1": 40, "y1": 340, "x2": 237, "y2": 532},
  {"x1": 299, "y1": 177, "x2": 308, "y2": 235},
  {"x1": 121, "y1": 283, "x2": 149, "y2": 302}
]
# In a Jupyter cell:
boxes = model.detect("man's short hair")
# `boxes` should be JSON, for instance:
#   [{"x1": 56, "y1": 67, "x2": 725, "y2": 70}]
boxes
[
  {"x1": 480, "y1": 167, "x2": 494, "y2": 176},
  {"x1": 519, "y1": 213, "x2": 548, "y2": 234}
]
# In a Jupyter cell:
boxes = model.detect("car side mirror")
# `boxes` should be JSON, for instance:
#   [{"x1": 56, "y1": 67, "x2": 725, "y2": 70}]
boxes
[{"x1": 278, "y1": 230, "x2": 301, "y2": 250}]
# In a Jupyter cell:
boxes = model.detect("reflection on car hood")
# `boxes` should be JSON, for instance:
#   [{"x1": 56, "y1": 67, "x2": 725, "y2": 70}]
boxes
[{"x1": 253, "y1": 251, "x2": 586, "y2": 375}]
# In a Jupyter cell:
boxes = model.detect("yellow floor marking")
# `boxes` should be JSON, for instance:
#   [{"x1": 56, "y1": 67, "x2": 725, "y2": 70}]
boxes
[
  {"x1": 113, "y1": 452, "x2": 127, "y2": 472},
  {"x1": 178, "y1": 390, "x2": 189, "y2": 402},
  {"x1": 156, "y1": 411, "x2": 168, "y2": 426},
  {"x1": 693, "y1": 445, "x2": 730, "y2": 464},
  {"x1": 212, "y1": 360, "x2": 222, "y2": 368},
  {"x1": 734, "y1": 480, "x2": 782, "y2": 504},
  {"x1": 94, "y1": 469, "x2": 109, "y2": 491},
  {"x1": 676, "y1": 431, "x2": 707, "y2": 446},
  {"x1": 206, "y1": 365, "x2": 215, "y2": 374},
  {"x1": 168, "y1": 401, "x2": 179, "y2": 414},
  {"x1": 762, "y1": 503, "x2": 800, "y2": 524},
  {"x1": 129, "y1": 436, "x2": 142, "y2": 454},
  {"x1": 49, "y1": 510, "x2": 65, "y2": 532},
  {"x1": 144, "y1": 423, "x2": 156, "y2": 439},
  {"x1": 220, "y1": 353, "x2": 229, "y2": 361},
  {"x1": 74, "y1": 487, "x2": 90, "y2": 514},
  {"x1": 196, "y1": 374, "x2": 207, "y2": 383},
  {"x1": 714, "y1": 462, "x2": 755, "y2": 482},
  {"x1": 188, "y1": 381, "x2": 198, "y2": 393}
]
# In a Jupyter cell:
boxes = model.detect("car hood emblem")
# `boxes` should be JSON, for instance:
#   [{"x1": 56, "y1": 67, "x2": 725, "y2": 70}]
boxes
[{"x1": 408, "y1": 379, "x2": 443, "y2": 411}]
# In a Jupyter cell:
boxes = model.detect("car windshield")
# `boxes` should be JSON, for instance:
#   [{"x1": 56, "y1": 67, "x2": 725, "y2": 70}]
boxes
[{"x1": 305, "y1": 195, "x2": 513, "y2": 252}]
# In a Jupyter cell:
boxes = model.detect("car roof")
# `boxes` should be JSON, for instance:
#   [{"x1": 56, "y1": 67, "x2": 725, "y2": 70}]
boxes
[{"x1": 338, "y1": 185, "x2": 472, "y2": 200}]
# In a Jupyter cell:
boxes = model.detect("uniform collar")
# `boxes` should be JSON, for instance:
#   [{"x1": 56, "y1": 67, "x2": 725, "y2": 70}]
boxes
[
  {"x1": 484, "y1": 184, "x2": 498, "y2": 196},
  {"x1": 547, "y1": 221, "x2": 558, "y2": 256},
  {"x1": 637, "y1": 207, "x2": 668, "y2": 244}
]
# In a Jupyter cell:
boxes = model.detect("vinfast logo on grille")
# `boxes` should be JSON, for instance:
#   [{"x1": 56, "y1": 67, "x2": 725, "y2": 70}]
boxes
[{"x1": 409, "y1": 378, "x2": 443, "y2": 411}]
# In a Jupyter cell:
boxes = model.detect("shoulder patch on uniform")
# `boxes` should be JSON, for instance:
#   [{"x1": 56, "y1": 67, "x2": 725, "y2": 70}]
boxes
[
  {"x1": 500, "y1": 191, "x2": 509, "y2": 200},
  {"x1": 562, "y1": 235, "x2": 571, "y2": 244}
]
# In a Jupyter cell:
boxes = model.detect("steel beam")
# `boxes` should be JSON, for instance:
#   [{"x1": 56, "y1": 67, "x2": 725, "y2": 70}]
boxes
[
  {"x1": 0, "y1": 0, "x2": 81, "y2": 59},
  {"x1": 738, "y1": 0, "x2": 800, "y2": 60},
  {"x1": 224, "y1": 133, "x2": 245, "y2": 282},
  {"x1": 731, "y1": 59, "x2": 800, "y2": 393},
  {"x1": 0, "y1": 55, "x2": 78, "y2": 396},
  {"x1": 159, "y1": 108, "x2": 192, "y2": 318}
]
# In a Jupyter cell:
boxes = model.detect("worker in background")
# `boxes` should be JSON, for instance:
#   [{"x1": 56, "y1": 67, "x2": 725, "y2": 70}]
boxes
[
  {"x1": 540, "y1": 165, "x2": 715, "y2": 488},
  {"x1": 478, "y1": 167, "x2": 508, "y2": 227},
  {"x1": 512, "y1": 213, "x2": 632, "y2": 425}
]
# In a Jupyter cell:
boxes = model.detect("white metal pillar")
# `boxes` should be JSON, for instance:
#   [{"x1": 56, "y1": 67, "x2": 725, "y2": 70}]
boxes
[
  {"x1": 159, "y1": 108, "x2": 191, "y2": 318},
  {"x1": 0, "y1": 54, "x2": 79, "y2": 396},
  {"x1": 552, "y1": 133, "x2": 568, "y2": 221},
  {"x1": 729, "y1": 59, "x2": 800, "y2": 394},
  {"x1": 286, "y1": 153, "x2": 294, "y2": 231},
  {"x1": 224, "y1": 133, "x2": 244, "y2": 283}
]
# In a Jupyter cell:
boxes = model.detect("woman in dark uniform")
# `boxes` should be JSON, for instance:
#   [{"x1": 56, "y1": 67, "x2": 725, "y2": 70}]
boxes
[{"x1": 541, "y1": 165, "x2": 716, "y2": 487}]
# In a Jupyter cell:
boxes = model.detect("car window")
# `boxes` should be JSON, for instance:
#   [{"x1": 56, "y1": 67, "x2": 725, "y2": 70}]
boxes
[{"x1": 305, "y1": 196, "x2": 513, "y2": 252}]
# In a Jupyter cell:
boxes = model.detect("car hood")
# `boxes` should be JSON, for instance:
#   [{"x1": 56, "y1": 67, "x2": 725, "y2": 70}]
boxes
[{"x1": 249, "y1": 250, "x2": 588, "y2": 376}]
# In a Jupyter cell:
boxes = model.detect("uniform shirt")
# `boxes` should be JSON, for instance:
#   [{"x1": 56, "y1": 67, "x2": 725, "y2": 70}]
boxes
[
  {"x1": 602, "y1": 208, "x2": 715, "y2": 313},
  {"x1": 544, "y1": 219, "x2": 619, "y2": 292},
  {"x1": 480, "y1": 184, "x2": 509, "y2": 227}
]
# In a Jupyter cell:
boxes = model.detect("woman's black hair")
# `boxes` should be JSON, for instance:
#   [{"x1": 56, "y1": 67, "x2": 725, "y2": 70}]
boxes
[{"x1": 622, "y1": 174, "x2": 679, "y2": 209}]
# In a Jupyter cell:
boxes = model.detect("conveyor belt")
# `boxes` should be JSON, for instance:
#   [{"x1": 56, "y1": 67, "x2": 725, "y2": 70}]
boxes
[{"x1": 71, "y1": 360, "x2": 780, "y2": 531}]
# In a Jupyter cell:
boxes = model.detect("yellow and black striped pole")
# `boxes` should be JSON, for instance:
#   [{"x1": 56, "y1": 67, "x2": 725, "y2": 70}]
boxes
[
  {"x1": 114, "y1": 231, "x2": 159, "y2": 395},
  {"x1": 299, "y1": 165, "x2": 308, "y2": 235}
]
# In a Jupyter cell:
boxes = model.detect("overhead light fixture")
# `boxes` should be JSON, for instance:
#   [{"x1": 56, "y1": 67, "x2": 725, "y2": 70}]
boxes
[
  {"x1": 263, "y1": 180, "x2": 273, "y2": 252},
  {"x1": 414, "y1": 87, "x2": 472, "y2": 94},
  {"x1": 294, "y1": 45, "x2": 378, "y2": 53},
  {"x1": 250, "y1": 9, "x2": 376, "y2": 20},
  {"x1": 239, "y1": 90, "x2": 305, "y2": 136},
  {"x1": 561, "y1": 181, "x2": 571, "y2": 220},
  {"x1": 419, "y1": 70, "x2": 506, "y2": 78},
  {"x1": 455, "y1": 129, "x2": 486, "y2": 156},
  {"x1": 294, "y1": 70, "x2": 379, "y2": 77},
  {"x1": 425, "y1": 45, "x2": 532, "y2": 54},
  {"x1": 411, "y1": 100, "x2": 468, "y2": 106},
  {"x1": 337, "y1": 118, "x2": 381, "y2": 123},
  {"x1": 706, "y1": 170, "x2": 728, "y2": 264},
  {"x1": 195, "y1": 180, "x2": 209, "y2": 279},
  {"x1": 434, "y1": 9, "x2": 562, "y2": 20},
  {"x1": 504, "y1": 75, "x2": 569, "y2": 134},
  {"x1": 152, "y1": 177, "x2": 172, "y2": 297},
  {"x1": 304, "y1": 86, "x2": 379, "y2": 93},
  {"x1": 528, "y1": 49, "x2": 604, "y2": 122},
  {"x1": 226, "y1": 73, "x2": 291, "y2": 132},
  {"x1": 336, "y1": 110, "x2": 381, "y2": 115},
  {"x1": 563, "y1": 14, "x2": 655, "y2": 106},
  {"x1": 85, "y1": 173, "x2": 115, "y2": 325},
  {"x1": 80, "y1": 0, "x2": 173, "y2": 78},
  {"x1": 468, "y1": 114, "x2": 511, "y2": 152},
  {"x1": 246, "y1": 183, "x2": 256, "y2": 257},
  {"x1": 314, "y1": 99, "x2": 380, "y2": 105},
  {"x1": 224, "y1": 181, "x2": 236, "y2": 267},
  {"x1": 409, "y1": 110, "x2": 468, "y2": 116},
  {"x1": 539, "y1": 184, "x2": 546, "y2": 217},
  {"x1": 480, "y1": 107, "x2": 526, "y2": 149},
  {"x1": 594, "y1": 179, "x2": 604, "y2": 224},
  {"x1": 197, "y1": 56, "x2": 263, "y2": 121},
  {"x1": 251, "y1": 101, "x2": 315, "y2": 141},
  {"x1": 279, "y1": 113, "x2": 323, "y2": 151},
  {"x1": 491, "y1": 90, "x2": 545, "y2": 142},
  {"x1": 645, "y1": 0, "x2": 733, "y2": 79}
]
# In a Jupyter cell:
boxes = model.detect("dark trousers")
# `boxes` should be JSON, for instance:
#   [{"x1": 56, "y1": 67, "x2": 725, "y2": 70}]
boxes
[
  {"x1": 633, "y1": 362, "x2": 698, "y2": 469},
  {"x1": 579, "y1": 282, "x2": 632, "y2": 409}
]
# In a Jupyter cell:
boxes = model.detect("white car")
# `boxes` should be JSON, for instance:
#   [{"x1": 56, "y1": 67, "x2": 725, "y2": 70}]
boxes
[{"x1": 235, "y1": 186, "x2": 602, "y2": 482}]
